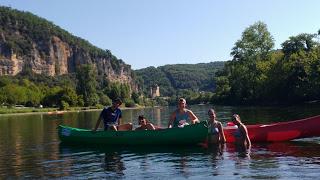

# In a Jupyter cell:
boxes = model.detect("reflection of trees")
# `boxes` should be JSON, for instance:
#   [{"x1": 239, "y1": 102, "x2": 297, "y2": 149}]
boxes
[{"x1": 154, "y1": 108, "x2": 161, "y2": 127}]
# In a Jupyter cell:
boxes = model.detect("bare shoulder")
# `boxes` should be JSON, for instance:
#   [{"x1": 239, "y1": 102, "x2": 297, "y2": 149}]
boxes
[
  {"x1": 186, "y1": 109, "x2": 195, "y2": 114},
  {"x1": 240, "y1": 124, "x2": 248, "y2": 132}
]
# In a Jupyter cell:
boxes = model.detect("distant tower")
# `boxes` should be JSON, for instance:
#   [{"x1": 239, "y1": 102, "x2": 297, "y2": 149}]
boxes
[{"x1": 150, "y1": 84, "x2": 160, "y2": 98}]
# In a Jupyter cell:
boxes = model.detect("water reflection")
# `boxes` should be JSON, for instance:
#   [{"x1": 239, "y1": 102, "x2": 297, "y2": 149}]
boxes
[
  {"x1": 103, "y1": 152, "x2": 125, "y2": 176},
  {"x1": 1, "y1": 104, "x2": 320, "y2": 178},
  {"x1": 154, "y1": 107, "x2": 162, "y2": 127},
  {"x1": 226, "y1": 143, "x2": 251, "y2": 158},
  {"x1": 207, "y1": 144, "x2": 225, "y2": 176}
]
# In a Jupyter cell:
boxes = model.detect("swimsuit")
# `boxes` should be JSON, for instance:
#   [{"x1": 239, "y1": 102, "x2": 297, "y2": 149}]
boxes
[
  {"x1": 173, "y1": 110, "x2": 189, "y2": 128},
  {"x1": 234, "y1": 128, "x2": 242, "y2": 138},
  {"x1": 208, "y1": 122, "x2": 219, "y2": 135}
]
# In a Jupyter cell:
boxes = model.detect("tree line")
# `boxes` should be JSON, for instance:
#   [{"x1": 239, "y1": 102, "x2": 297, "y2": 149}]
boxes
[
  {"x1": 212, "y1": 21, "x2": 320, "y2": 105},
  {"x1": 0, "y1": 64, "x2": 139, "y2": 109}
]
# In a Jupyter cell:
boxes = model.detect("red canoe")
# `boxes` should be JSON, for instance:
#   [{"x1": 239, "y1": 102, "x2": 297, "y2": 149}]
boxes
[{"x1": 223, "y1": 115, "x2": 320, "y2": 143}]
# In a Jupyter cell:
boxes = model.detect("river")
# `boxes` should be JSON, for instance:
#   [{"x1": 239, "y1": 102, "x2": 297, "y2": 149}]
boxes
[{"x1": 0, "y1": 104, "x2": 320, "y2": 179}]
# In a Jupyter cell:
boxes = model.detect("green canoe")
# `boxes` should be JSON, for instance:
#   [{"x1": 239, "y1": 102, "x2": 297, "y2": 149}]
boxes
[{"x1": 58, "y1": 121, "x2": 208, "y2": 146}]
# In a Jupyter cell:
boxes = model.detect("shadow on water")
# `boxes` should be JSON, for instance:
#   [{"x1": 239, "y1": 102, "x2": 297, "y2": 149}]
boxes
[{"x1": 59, "y1": 142, "x2": 207, "y2": 155}]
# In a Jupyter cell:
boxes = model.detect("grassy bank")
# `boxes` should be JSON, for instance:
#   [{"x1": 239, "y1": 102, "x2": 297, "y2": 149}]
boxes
[
  {"x1": 0, "y1": 104, "x2": 147, "y2": 115},
  {"x1": 0, "y1": 107, "x2": 58, "y2": 114}
]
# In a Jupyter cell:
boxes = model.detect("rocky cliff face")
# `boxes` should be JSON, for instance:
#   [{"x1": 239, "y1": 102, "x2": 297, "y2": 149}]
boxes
[
  {"x1": 0, "y1": 6, "x2": 137, "y2": 90},
  {"x1": 0, "y1": 35, "x2": 135, "y2": 88}
]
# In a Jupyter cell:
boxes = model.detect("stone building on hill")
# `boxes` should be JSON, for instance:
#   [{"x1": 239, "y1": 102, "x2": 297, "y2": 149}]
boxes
[{"x1": 150, "y1": 84, "x2": 160, "y2": 98}]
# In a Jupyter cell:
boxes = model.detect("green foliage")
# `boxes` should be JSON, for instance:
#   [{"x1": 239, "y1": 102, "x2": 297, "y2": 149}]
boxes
[
  {"x1": 105, "y1": 82, "x2": 131, "y2": 101},
  {"x1": 131, "y1": 91, "x2": 140, "y2": 104},
  {"x1": 99, "y1": 94, "x2": 112, "y2": 106},
  {"x1": 231, "y1": 21, "x2": 274, "y2": 61},
  {"x1": 282, "y1": 33, "x2": 319, "y2": 56},
  {"x1": 135, "y1": 62, "x2": 224, "y2": 98},
  {"x1": 124, "y1": 98, "x2": 135, "y2": 107},
  {"x1": 60, "y1": 86, "x2": 79, "y2": 106},
  {"x1": 76, "y1": 64, "x2": 99, "y2": 106},
  {"x1": 0, "y1": 84, "x2": 27, "y2": 105},
  {"x1": 213, "y1": 21, "x2": 320, "y2": 105},
  {"x1": 59, "y1": 100, "x2": 69, "y2": 110}
]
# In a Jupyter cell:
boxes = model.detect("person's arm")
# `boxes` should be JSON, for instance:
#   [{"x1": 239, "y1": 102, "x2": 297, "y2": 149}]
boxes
[
  {"x1": 118, "y1": 117, "x2": 122, "y2": 126},
  {"x1": 187, "y1": 110, "x2": 199, "y2": 124},
  {"x1": 93, "y1": 114, "x2": 102, "y2": 131},
  {"x1": 118, "y1": 110, "x2": 122, "y2": 126},
  {"x1": 146, "y1": 123, "x2": 156, "y2": 130},
  {"x1": 218, "y1": 122, "x2": 226, "y2": 143},
  {"x1": 168, "y1": 112, "x2": 176, "y2": 128},
  {"x1": 241, "y1": 125, "x2": 251, "y2": 148}
]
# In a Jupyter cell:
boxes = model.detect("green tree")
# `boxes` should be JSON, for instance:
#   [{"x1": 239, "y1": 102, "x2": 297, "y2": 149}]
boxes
[
  {"x1": 231, "y1": 21, "x2": 274, "y2": 61},
  {"x1": 282, "y1": 33, "x2": 319, "y2": 57},
  {"x1": 60, "y1": 86, "x2": 78, "y2": 106},
  {"x1": 0, "y1": 84, "x2": 27, "y2": 105},
  {"x1": 76, "y1": 64, "x2": 99, "y2": 106},
  {"x1": 98, "y1": 93, "x2": 112, "y2": 106},
  {"x1": 131, "y1": 91, "x2": 140, "y2": 104},
  {"x1": 107, "y1": 82, "x2": 121, "y2": 100},
  {"x1": 214, "y1": 21, "x2": 275, "y2": 104}
]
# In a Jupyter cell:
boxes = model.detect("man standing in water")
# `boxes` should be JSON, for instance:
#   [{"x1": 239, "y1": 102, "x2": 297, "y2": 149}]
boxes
[
  {"x1": 93, "y1": 98, "x2": 132, "y2": 131},
  {"x1": 168, "y1": 98, "x2": 199, "y2": 128}
]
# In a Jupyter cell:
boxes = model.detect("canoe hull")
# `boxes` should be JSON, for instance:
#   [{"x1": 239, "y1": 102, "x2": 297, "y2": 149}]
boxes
[
  {"x1": 224, "y1": 115, "x2": 320, "y2": 143},
  {"x1": 58, "y1": 121, "x2": 208, "y2": 145}
]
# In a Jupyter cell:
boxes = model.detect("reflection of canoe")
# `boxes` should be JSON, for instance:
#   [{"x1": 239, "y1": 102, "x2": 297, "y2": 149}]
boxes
[
  {"x1": 224, "y1": 115, "x2": 320, "y2": 143},
  {"x1": 58, "y1": 121, "x2": 208, "y2": 145}
]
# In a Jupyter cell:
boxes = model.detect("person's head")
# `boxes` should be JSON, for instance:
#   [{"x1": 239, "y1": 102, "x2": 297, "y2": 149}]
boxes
[
  {"x1": 208, "y1": 109, "x2": 216, "y2": 120},
  {"x1": 178, "y1": 98, "x2": 186, "y2": 109},
  {"x1": 232, "y1": 114, "x2": 241, "y2": 125},
  {"x1": 112, "y1": 98, "x2": 122, "y2": 108},
  {"x1": 138, "y1": 115, "x2": 147, "y2": 125}
]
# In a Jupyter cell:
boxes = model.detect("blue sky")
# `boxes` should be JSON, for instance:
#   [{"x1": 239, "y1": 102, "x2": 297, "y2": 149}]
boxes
[{"x1": 0, "y1": 0, "x2": 319, "y2": 69}]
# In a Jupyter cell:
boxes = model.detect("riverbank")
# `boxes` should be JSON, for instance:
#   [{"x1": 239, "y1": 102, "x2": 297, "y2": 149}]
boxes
[{"x1": 0, "y1": 104, "x2": 152, "y2": 116}]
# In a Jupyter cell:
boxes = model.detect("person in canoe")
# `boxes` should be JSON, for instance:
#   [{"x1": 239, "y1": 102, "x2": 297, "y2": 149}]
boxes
[
  {"x1": 231, "y1": 114, "x2": 251, "y2": 149},
  {"x1": 168, "y1": 98, "x2": 199, "y2": 128},
  {"x1": 207, "y1": 108, "x2": 226, "y2": 144},
  {"x1": 93, "y1": 98, "x2": 133, "y2": 131},
  {"x1": 135, "y1": 115, "x2": 156, "y2": 131}
]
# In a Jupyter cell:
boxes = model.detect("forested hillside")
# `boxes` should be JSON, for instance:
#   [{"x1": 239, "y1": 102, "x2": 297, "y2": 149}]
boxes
[
  {"x1": 0, "y1": 6, "x2": 137, "y2": 109},
  {"x1": 135, "y1": 62, "x2": 225, "y2": 98}
]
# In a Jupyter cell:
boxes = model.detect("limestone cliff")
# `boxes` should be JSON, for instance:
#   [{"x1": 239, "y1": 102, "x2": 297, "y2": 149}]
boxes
[{"x1": 0, "y1": 6, "x2": 137, "y2": 90}]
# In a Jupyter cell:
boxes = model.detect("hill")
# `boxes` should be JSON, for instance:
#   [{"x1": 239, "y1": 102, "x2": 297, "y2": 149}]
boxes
[
  {"x1": 0, "y1": 6, "x2": 135, "y2": 88},
  {"x1": 135, "y1": 62, "x2": 225, "y2": 97}
]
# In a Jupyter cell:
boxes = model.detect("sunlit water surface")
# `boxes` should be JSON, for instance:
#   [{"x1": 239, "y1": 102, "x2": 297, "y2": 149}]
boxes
[{"x1": 1, "y1": 104, "x2": 320, "y2": 179}]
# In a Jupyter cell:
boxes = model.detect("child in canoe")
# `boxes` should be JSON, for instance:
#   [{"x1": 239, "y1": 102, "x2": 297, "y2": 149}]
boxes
[{"x1": 135, "y1": 115, "x2": 156, "y2": 131}]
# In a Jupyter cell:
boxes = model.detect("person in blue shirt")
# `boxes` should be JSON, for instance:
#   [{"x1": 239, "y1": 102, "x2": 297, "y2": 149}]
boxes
[
  {"x1": 168, "y1": 98, "x2": 199, "y2": 128},
  {"x1": 93, "y1": 98, "x2": 132, "y2": 131}
]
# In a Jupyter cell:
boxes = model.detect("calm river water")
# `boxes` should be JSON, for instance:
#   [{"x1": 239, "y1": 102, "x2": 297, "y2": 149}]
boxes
[{"x1": 1, "y1": 104, "x2": 320, "y2": 179}]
